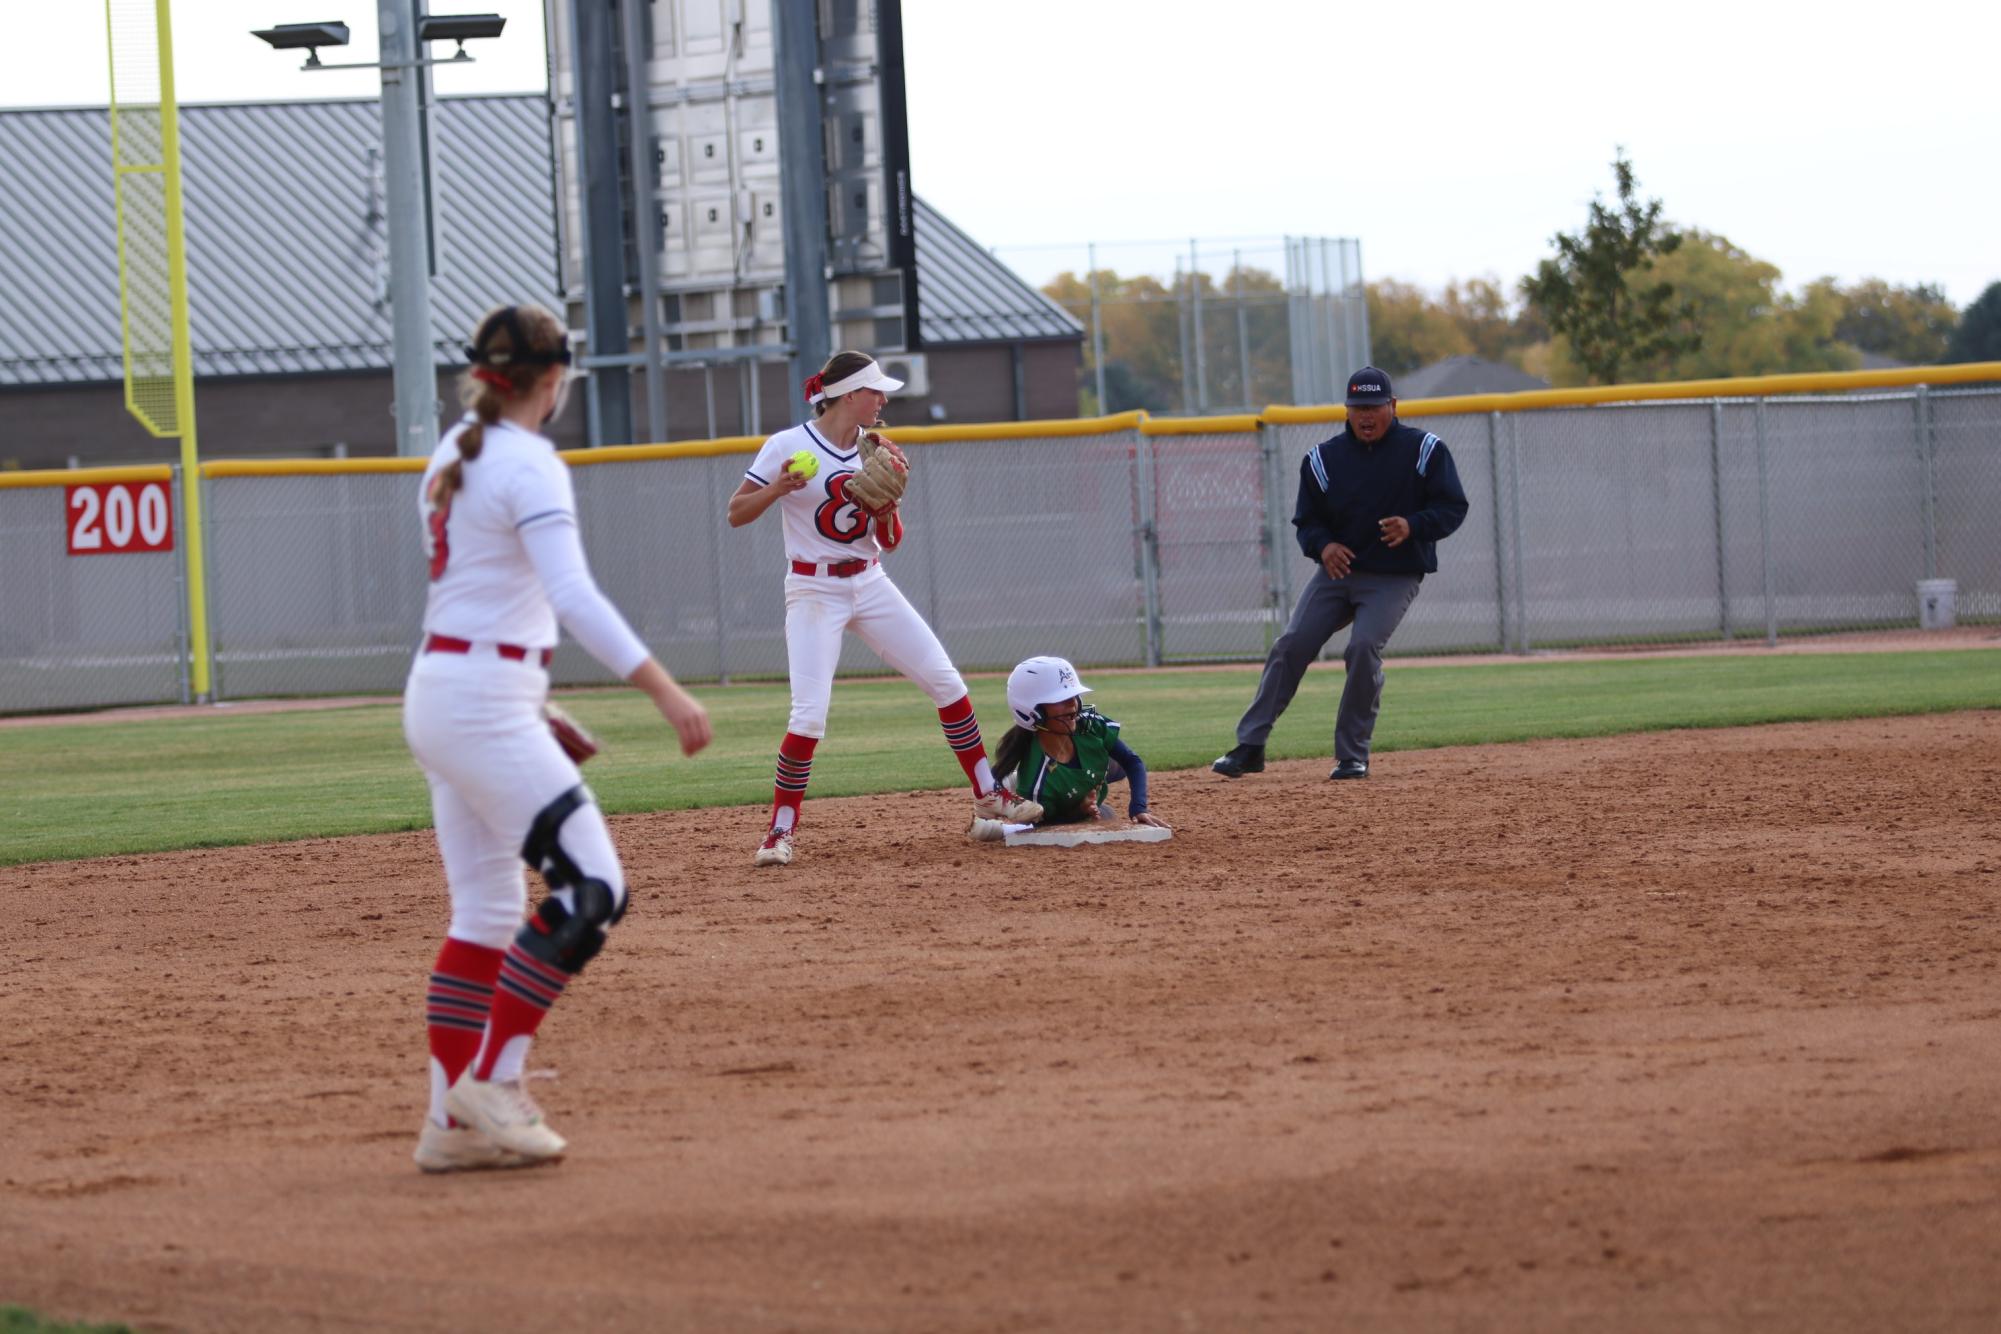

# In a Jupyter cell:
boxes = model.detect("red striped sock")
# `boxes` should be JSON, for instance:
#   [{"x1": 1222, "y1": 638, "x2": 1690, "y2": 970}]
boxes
[
  {"x1": 937, "y1": 695, "x2": 992, "y2": 794},
  {"x1": 471, "y1": 941, "x2": 570, "y2": 1080},
  {"x1": 770, "y1": 731, "x2": 818, "y2": 832},
  {"x1": 427, "y1": 937, "x2": 503, "y2": 1088}
]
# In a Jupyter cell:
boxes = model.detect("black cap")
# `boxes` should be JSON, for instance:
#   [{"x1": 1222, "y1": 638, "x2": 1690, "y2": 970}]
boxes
[{"x1": 1344, "y1": 366, "x2": 1393, "y2": 406}]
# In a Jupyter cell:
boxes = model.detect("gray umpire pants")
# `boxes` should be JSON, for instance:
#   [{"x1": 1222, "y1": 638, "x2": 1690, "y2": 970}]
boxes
[{"x1": 1235, "y1": 568, "x2": 1424, "y2": 764}]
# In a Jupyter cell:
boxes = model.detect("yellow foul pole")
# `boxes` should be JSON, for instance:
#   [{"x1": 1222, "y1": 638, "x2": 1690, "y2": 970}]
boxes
[{"x1": 106, "y1": 0, "x2": 211, "y2": 697}]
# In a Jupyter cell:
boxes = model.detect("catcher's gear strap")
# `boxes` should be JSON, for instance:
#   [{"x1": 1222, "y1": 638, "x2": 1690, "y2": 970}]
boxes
[{"x1": 517, "y1": 785, "x2": 625, "y2": 975}]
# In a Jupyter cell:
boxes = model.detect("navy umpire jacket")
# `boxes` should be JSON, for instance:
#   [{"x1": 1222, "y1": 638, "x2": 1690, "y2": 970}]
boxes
[{"x1": 1293, "y1": 420, "x2": 1470, "y2": 576}]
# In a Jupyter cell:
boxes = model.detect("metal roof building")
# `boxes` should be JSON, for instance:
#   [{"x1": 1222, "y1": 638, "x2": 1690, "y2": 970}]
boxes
[{"x1": 0, "y1": 95, "x2": 1080, "y2": 463}]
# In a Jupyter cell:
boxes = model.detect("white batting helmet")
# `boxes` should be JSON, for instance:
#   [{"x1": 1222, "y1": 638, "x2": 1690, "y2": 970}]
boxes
[{"x1": 1006, "y1": 655, "x2": 1092, "y2": 729}]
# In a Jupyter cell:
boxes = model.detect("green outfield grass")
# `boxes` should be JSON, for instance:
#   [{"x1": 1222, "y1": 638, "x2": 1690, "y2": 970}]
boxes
[
  {"x1": 2, "y1": 1307, "x2": 133, "y2": 1334},
  {"x1": 3, "y1": 650, "x2": 1995, "y2": 867}
]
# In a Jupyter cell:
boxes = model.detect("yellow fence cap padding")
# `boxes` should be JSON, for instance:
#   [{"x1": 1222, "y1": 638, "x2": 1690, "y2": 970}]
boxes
[
  {"x1": 1264, "y1": 361, "x2": 2001, "y2": 423},
  {"x1": 1142, "y1": 413, "x2": 1262, "y2": 436},
  {"x1": 564, "y1": 437, "x2": 765, "y2": 465},
  {"x1": 886, "y1": 411, "x2": 1147, "y2": 443},
  {"x1": 0, "y1": 464, "x2": 174, "y2": 489},
  {"x1": 1260, "y1": 404, "x2": 1348, "y2": 425},
  {"x1": 203, "y1": 457, "x2": 427, "y2": 477}
]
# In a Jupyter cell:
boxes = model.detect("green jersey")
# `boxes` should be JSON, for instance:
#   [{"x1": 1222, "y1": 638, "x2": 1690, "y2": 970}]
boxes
[{"x1": 1015, "y1": 709, "x2": 1121, "y2": 822}]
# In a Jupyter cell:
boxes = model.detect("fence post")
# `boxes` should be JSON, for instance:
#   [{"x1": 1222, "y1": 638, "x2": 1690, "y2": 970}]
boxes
[
  {"x1": 1755, "y1": 397, "x2": 1777, "y2": 646},
  {"x1": 1088, "y1": 242, "x2": 1107, "y2": 414},
  {"x1": 707, "y1": 456, "x2": 730, "y2": 683},
  {"x1": 1175, "y1": 258, "x2": 1194, "y2": 414},
  {"x1": 1190, "y1": 238, "x2": 1208, "y2": 414},
  {"x1": 1711, "y1": 400, "x2": 1730, "y2": 639},
  {"x1": 1916, "y1": 384, "x2": 1938, "y2": 580},
  {"x1": 1134, "y1": 427, "x2": 1163, "y2": 666},
  {"x1": 1488, "y1": 411, "x2": 1507, "y2": 652},
  {"x1": 171, "y1": 464, "x2": 192, "y2": 705},
  {"x1": 1507, "y1": 413, "x2": 1529, "y2": 653},
  {"x1": 1257, "y1": 421, "x2": 1288, "y2": 652},
  {"x1": 1234, "y1": 250, "x2": 1253, "y2": 411},
  {"x1": 196, "y1": 468, "x2": 221, "y2": 700}
]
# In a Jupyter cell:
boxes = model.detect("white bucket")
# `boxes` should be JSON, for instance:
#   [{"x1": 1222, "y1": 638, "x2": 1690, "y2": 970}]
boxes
[{"x1": 1917, "y1": 578, "x2": 1958, "y2": 630}]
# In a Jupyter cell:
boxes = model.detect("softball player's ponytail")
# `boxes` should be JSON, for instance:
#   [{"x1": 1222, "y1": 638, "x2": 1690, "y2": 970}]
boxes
[
  {"x1": 991, "y1": 725, "x2": 1033, "y2": 787},
  {"x1": 433, "y1": 305, "x2": 571, "y2": 507}
]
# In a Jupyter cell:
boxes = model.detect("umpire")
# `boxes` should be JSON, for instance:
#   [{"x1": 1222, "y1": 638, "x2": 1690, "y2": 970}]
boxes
[{"x1": 1213, "y1": 367, "x2": 1469, "y2": 780}]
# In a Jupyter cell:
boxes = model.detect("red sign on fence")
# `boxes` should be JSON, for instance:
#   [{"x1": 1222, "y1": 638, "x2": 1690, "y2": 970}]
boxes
[{"x1": 66, "y1": 481, "x2": 175, "y2": 556}]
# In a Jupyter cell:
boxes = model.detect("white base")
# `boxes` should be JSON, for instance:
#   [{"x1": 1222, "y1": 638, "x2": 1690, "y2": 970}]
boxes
[{"x1": 1002, "y1": 825, "x2": 1173, "y2": 848}]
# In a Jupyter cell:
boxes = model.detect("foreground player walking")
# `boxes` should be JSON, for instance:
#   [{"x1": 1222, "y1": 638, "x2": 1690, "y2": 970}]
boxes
[
  {"x1": 404, "y1": 304, "x2": 711, "y2": 1172},
  {"x1": 728, "y1": 351, "x2": 1041, "y2": 867}
]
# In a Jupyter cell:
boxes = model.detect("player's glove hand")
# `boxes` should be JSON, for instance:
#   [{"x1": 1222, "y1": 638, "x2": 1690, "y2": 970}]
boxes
[
  {"x1": 845, "y1": 431, "x2": 908, "y2": 516},
  {"x1": 545, "y1": 701, "x2": 600, "y2": 764}
]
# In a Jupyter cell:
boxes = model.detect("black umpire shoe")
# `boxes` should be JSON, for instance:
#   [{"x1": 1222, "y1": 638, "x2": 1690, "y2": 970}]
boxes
[
  {"x1": 1211, "y1": 743, "x2": 1265, "y2": 778},
  {"x1": 1329, "y1": 760, "x2": 1369, "y2": 780}
]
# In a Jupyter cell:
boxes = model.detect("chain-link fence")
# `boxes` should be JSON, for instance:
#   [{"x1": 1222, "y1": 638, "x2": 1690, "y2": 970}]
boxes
[
  {"x1": 200, "y1": 470, "x2": 423, "y2": 699},
  {"x1": 0, "y1": 474, "x2": 188, "y2": 712},
  {"x1": 3, "y1": 383, "x2": 1996, "y2": 713},
  {"x1": 994, "y1": 236, "x2": 1368, "y2": 417}
]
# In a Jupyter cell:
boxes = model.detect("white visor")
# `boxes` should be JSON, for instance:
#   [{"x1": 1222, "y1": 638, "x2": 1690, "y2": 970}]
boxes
[{"x1": 810, "y1": 358, "x2": 905, "y2": 404}]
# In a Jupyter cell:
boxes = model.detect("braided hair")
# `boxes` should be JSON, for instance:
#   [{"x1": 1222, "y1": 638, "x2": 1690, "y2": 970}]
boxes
[{"x1": 430, "y1": 304, "x2": 571, "y2": 508}]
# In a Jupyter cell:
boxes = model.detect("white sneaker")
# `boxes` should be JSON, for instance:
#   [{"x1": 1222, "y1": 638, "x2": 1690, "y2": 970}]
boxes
[
  {"x1": 973, "y1": 784, "x2": 1043, "y2": 824},
  {"x1": 444, "y1": 1076, "x2": 567, "y2": 1161},
  {"x1": 753, "y1": 826, "x2": 794, "y2": 867},
  {"x1": 967, "y1": 816, "x2": 1008, "y2": 843},
  {"x1": 412, "y1": 1119, "x2": 536, "y2": 1174}
]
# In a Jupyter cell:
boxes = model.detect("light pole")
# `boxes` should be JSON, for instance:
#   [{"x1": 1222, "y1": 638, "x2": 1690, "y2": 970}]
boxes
[{"x1": 252, "y1": 9, "x2": 506, "y2": 457}]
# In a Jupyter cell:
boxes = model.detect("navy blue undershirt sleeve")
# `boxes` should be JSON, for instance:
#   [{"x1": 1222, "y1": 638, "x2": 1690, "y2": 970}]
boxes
[{"x1": 1107, "y1": 738, "x2": 1149, "y2": 816}]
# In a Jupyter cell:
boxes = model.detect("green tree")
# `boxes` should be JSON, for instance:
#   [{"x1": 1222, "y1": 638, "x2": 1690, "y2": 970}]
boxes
[
  {"x1": 1368, "y1": 276, "x2": 1551, "y2": 380},
  {"x1": 1043, "y1": 269, "x2": 1184, "y2": 412},
  {"x1": 1521, "y1": 152, "x2": 1700, "y2": 384},
  {"x1": 1946, "y1": 281, "x2": 2001, "y2": 363},
  {"x1": 1826, "y1": 278, "x2": 1958, "y2": 364},
  {"x1": 1045, "y1": 265, "x2": 1295, "y2": 413},
  {"x1": 1365, "y1": 278, "x2": 1471, "y2": 377},
  {"x1": 1440, "y1": 276, "x2": 1548, "y2": 364},
  {"x1": 1628, "y1": 230, "x2": 1857, "y2": 382}
]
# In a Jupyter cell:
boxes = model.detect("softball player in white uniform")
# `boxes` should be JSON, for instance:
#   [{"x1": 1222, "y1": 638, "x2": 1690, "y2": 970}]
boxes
[
  {"x1": 404, "y1": 304, "x2": 710, "y2": 1172},
  {"x1": 727, "y1": 351, "x2": 1041, "y2": 867}
]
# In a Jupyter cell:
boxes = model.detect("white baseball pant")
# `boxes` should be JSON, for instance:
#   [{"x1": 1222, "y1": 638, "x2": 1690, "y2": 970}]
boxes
[
  {"x1": 783, "y1": 565, "x2": 966, "y2": 736},
  {"x1": 402, "y1": 649, "x2": 625, "y2": 949}
]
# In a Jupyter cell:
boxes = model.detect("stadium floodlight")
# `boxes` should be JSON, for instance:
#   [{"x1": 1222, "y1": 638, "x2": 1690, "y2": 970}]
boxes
[
  {"x1": 418, "y1": 13, "x2": 508, "y2": 45},
  {"x1": 250, "y1": 22, "x2": 351, "y2": 67},
  {"x1": 252, "y1": 4, "x2": 512, "y2": 458}
]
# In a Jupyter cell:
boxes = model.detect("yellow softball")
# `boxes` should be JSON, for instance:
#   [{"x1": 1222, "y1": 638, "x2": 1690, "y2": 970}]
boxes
[{"x1": 786, "y1": 449, "x2": 819, "y2": 481}]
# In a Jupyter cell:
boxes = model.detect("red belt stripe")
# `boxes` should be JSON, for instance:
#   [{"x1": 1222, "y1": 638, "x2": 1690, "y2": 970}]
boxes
[
  {"x1": 790, "y1": 558, "x2": 876, "y2": 577},
  {"x1": 423, "y1": 634, "x2": 553, "y2": 667}
]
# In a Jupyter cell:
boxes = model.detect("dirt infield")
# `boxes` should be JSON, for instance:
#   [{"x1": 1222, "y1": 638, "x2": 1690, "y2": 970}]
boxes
[{"x1": 5, "y1": 712, "x2": 1999, "y2": 1332}]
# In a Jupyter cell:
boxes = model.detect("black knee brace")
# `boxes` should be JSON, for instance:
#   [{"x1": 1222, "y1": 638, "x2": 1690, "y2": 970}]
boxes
[{"x1": 516, "y1": 785, "x2": 625, "y2": 975}]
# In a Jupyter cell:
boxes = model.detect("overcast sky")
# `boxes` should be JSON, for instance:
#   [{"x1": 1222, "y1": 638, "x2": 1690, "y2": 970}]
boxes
[{"x1": 6, "y1": 1, "x2": 1995, "y2": 307}]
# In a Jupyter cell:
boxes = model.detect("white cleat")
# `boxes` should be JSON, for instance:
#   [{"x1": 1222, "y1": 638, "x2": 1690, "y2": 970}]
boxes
[
  {"x1": 967, "y1": 816, "x2": 1008, "y2": 843},
  {"x1": 412, "y1": 1119, "x2": 539, "y2": 1174},
  {"x1": 444, "y1": 1076, "x2": 567, "y2": 1162},
  {"x1": 753, "y1": 826, "x2": 794, "y2": 867},
  {"x1": 972, "y1": 784, "x2": 1043, "y2": 825}
]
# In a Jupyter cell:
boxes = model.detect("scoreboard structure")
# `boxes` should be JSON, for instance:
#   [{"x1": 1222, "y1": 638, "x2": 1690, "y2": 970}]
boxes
[{"x1": 547, "y1": 0, "x2": 916, "y2": 442}]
